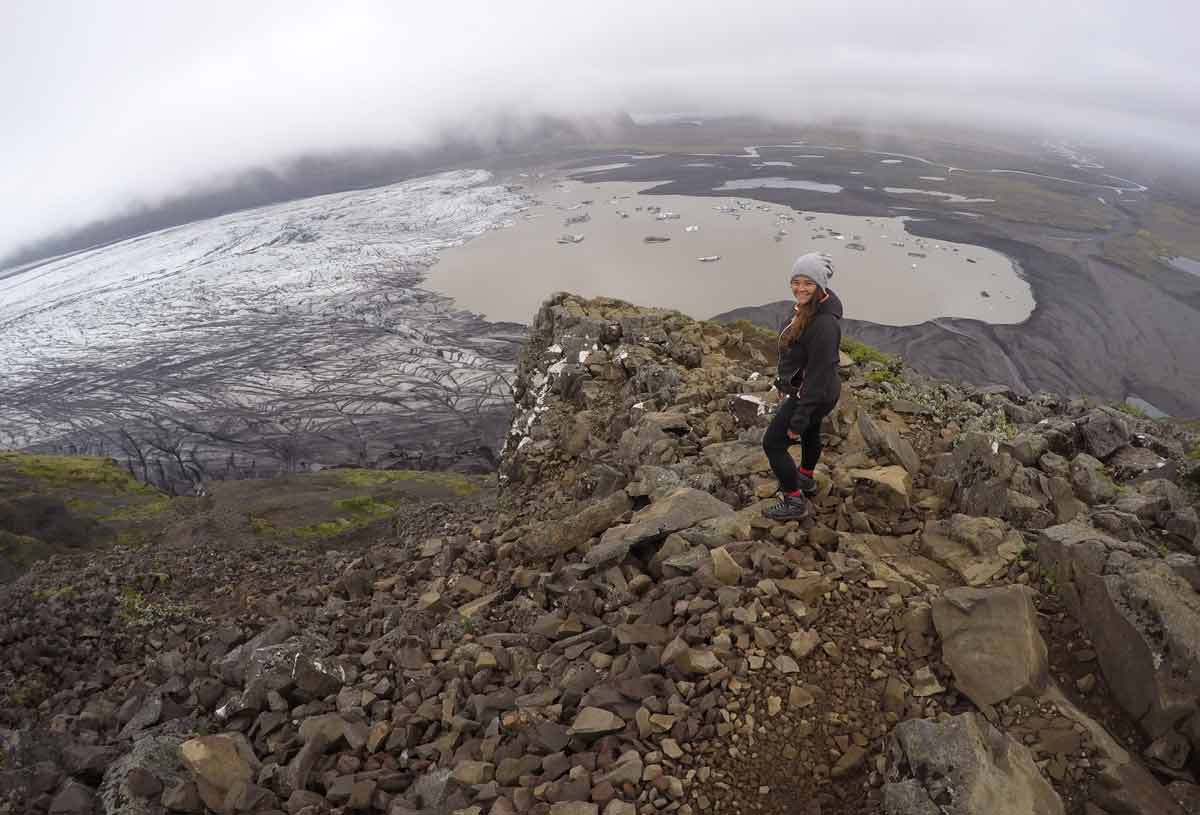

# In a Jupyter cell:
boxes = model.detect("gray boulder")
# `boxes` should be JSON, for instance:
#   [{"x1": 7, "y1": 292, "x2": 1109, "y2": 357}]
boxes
[
  {"x1": 242, "y1": 634, "x2": 345, "y2": 701},
  {"x1": 859, "y1": 412, "x2": 921, "y2": 476},
  {"x1": 1040, "y1": 474, "x2": 1085, "y2": 524},
  {"x1": 1109, "y1": 445, "x2": 1170, "y2": 482},
  {"x1": 585, "y1": 487, "x2": 733, "y2": 566},
  {"x1": 1113, "y1": 490, "x2": 1169, "y2": 521},
  {"x1": 518, "y1": 490, "x2": 632, "y2": 561},
  {"x1": 701, "y1": 441, "x2": 770, "y2": 478},
  {"x1": 1069, "y1": 453, "x2": 1116, "y2": 505},
  {"x1": 1038, "y1": 451, "x2": 1070, "y2": 478},
  {"x1": 846, "y1": 466, "x2": 912, "y2": 510},
  {"x1": 1004, "y1": 433, "x2": 1049, "y2": 467},
  {"x1": 1076, "y1": 409, "x2": 1129, "y2": 460},
  {"x1": 728, "y1": 393, "x2": 769, "y2": 428},
  {"x1": 883, "y1": 713, "x2": 1062, "y2": 815},
  {"x1": 179, "y1": 734, "x2": 259, "y2": 814},
  {"x1": 49, "y1": 782, "x2": 96, "y2": 815},
  {"x1": 215, "y1": 620, "x2": 295, "y2": 686},
  {"x1": 616, "y1": 412, "x2": 689, "y2": 465},
  {"x1": 625, "y1": 466, "x2": 682, "y2": 500},
  {"x1": 99, "y1": 735, "x2": 185, "y2": 815},
  {"x1": 1163, "y1": 507, "x2": 1200, "y2": 552}
]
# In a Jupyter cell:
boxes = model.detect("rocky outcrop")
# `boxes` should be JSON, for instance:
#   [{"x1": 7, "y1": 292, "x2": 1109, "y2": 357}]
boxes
[
  {"x1": 930, "y1": 432, "x2": 1055, "y2": 528},
  {"x1": 1039, "y1": 521, "x2": 1200, "y2": 768}
]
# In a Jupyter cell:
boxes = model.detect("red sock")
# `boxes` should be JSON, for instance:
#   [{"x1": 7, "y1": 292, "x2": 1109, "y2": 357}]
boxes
[
  {"x1": 799, "y1": 467, "x2": 814, "y2": 477},
  {"x1": 787, "y1": 489, "x2": 804, "y2": 497}
]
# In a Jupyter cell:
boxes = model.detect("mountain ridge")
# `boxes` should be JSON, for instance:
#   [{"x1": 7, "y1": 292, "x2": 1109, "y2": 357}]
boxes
[{"x1": 2, "y1": 293, "x2": 1199, "y2": 815}]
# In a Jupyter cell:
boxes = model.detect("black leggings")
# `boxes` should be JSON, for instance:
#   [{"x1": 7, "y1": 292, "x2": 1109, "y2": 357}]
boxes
[{"x1": 762, "y1": 396, "x2": 834, "y2": 493}]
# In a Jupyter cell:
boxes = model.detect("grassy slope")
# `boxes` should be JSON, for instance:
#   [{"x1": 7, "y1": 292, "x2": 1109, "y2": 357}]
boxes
[{"x1": 0, "y1": 452, "x2": 489, "y2": 581}]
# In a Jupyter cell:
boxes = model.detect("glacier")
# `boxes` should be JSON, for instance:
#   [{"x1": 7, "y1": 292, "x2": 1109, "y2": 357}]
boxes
[{"x1": 0, "y1": 170, "x2": 531, "y2": 490}]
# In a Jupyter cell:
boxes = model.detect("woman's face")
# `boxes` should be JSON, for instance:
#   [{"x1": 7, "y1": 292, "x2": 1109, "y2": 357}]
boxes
[{"x1": 791, "y1": 275, "x2": 819, "y2": 304}]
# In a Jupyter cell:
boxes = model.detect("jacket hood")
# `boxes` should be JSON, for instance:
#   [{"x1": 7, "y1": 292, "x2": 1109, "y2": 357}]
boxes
[{"x1": 816, "y1": 289, "x2": 843, "y2": 320}]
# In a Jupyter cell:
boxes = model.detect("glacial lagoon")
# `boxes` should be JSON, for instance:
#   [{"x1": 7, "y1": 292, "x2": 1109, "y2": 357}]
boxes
[{"x1": 426, "y1": 178, "x2": 1035, "y2": 327}]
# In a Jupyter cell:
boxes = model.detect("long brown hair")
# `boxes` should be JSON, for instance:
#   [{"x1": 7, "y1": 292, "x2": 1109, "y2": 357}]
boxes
[{"x1": 779, "y1": 296, "x2": 819, "y2": 348}]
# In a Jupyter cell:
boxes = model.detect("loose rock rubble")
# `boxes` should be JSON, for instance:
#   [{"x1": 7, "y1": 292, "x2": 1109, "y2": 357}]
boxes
[{"x1": 2, "y1": 293, "x2": 1199, "y2": 815}]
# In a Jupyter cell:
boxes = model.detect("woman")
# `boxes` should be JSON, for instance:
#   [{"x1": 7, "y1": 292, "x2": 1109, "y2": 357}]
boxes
[{"x1": 762, "y1": 252, "x2": 843, "y2": 521}]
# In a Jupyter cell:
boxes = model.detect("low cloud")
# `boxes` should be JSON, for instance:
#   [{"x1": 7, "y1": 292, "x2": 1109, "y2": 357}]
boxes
[{"x1": 2, "y1": 0, "x2": 1197, "y2": 259}]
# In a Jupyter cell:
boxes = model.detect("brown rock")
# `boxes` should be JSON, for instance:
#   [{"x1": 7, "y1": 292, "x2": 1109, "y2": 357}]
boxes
[
  {"x1": 932, "y1": 586, "x2": 1048, "y2": 708},
  {"x1": 550, "y1": 803, "x2": 599, "y2": 815},
  {"x1": 569, "y1": 707, "x2": 625, "y2": 737},
  {"x1": 521, "y1": 490, "x2": 633, "y2": 560},
  {"x1": 848, "y1": 466, "x2": 912, "y2": 509},
  {"x1": 710, "y1": 546, "x2": 744, "y2": 586},
  {"x1": 920, "y1": 515, "x2": 1024, "y2": 587},
  {"x1": 831, "y1": 745, "x2": 866, "y2": 778},
  {"x1": 789, "y1": 686, "x2": 815, "y2": 709},
  {"x1": 453, "y1": 761, "x2": 495, "y2": 785},
  {"x1": 179, "y1": 734, "x2": 258, "y2": 814}
]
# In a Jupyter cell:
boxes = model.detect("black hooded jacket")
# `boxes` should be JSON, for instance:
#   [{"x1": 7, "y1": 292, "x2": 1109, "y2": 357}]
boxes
[{"x1": 776, "y1": 289, "x2": 843, "y2": 434}]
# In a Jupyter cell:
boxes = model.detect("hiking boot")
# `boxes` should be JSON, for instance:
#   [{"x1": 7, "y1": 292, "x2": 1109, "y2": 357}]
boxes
[
  {"x1": 763, "y1": 492, "x2": 811, "y2": 521},
  {"x1": 796, "y1": 472, "x2": 818, "y2": 497}
]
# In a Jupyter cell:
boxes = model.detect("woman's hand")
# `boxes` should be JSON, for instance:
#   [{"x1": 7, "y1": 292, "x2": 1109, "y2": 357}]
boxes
[{"x1": 787, "y1": 430, "x2": 799, "y2": 440}]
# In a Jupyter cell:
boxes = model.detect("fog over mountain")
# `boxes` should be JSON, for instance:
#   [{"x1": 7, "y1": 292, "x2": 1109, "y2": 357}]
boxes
[{"x1": 2, "y1": 0, "x2": 1199, "y2": 264}]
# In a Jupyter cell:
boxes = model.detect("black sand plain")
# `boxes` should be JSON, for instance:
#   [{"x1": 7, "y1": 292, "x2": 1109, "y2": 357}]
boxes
[{"x1": 484, "y1": 127, "x2": 1200, "y2": 416}]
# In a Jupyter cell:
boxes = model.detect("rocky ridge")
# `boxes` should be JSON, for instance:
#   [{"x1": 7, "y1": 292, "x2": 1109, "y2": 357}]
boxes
[{"x1": 2, "y1": 292, "x2": 1200, "y2": 815}]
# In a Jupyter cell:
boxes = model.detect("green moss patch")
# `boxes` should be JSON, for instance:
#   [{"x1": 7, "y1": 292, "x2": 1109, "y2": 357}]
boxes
[
  {"x1": 5, "y1": 671, "x2": 50, "y2": 709},
  {"x1": 100, "y1": 495, "x2": 174, "y2": 522},
  {"x1": 334, "y1": 495, "x2": 396, "y2": 515},
  {"x1": 0, "y1": 453, "x2": 187, "y2": 580},
  {"x1": 117, "y1": 585, "x2": 204, "y2": 628},
  {"x1": 841, "y1": 338, "x2": 898, "y2": 368},
  {"x1": 225, "y1": 468, "x2": 486, "y2": 545},
  {"x1": 0, "y1": 530, "x2": 55, "y2": 568},
  {"x1": 1, "y1": 453, "x2": 157, "y2": 495},
  {"x1": 267, "y1": 495, "x2": 396, "y2": 541},
  {"x1": 31, "y1": 584, "x2": 76, "y2": 602},
  {"x1": 329, "y1": 468, "x2": 482, "y2": 496},
  {"x1": 864, "y1": 369, "x2": 900, "y2": 386}
]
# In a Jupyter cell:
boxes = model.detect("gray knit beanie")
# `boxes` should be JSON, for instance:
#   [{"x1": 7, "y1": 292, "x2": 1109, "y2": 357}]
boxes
[{"x1": 790, "y1": 252, "x2": 834, "y2": 292}]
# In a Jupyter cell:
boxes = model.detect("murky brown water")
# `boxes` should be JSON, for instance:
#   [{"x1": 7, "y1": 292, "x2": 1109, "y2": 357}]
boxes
[{"x1": 425, "y1": 178, "x2": 1035, "y2": 326}]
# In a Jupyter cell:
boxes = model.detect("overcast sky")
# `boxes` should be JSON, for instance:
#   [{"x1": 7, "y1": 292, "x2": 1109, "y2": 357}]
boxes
[{"x1": 2, "y1": 0, "x2": 1198, "y2": 261}]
